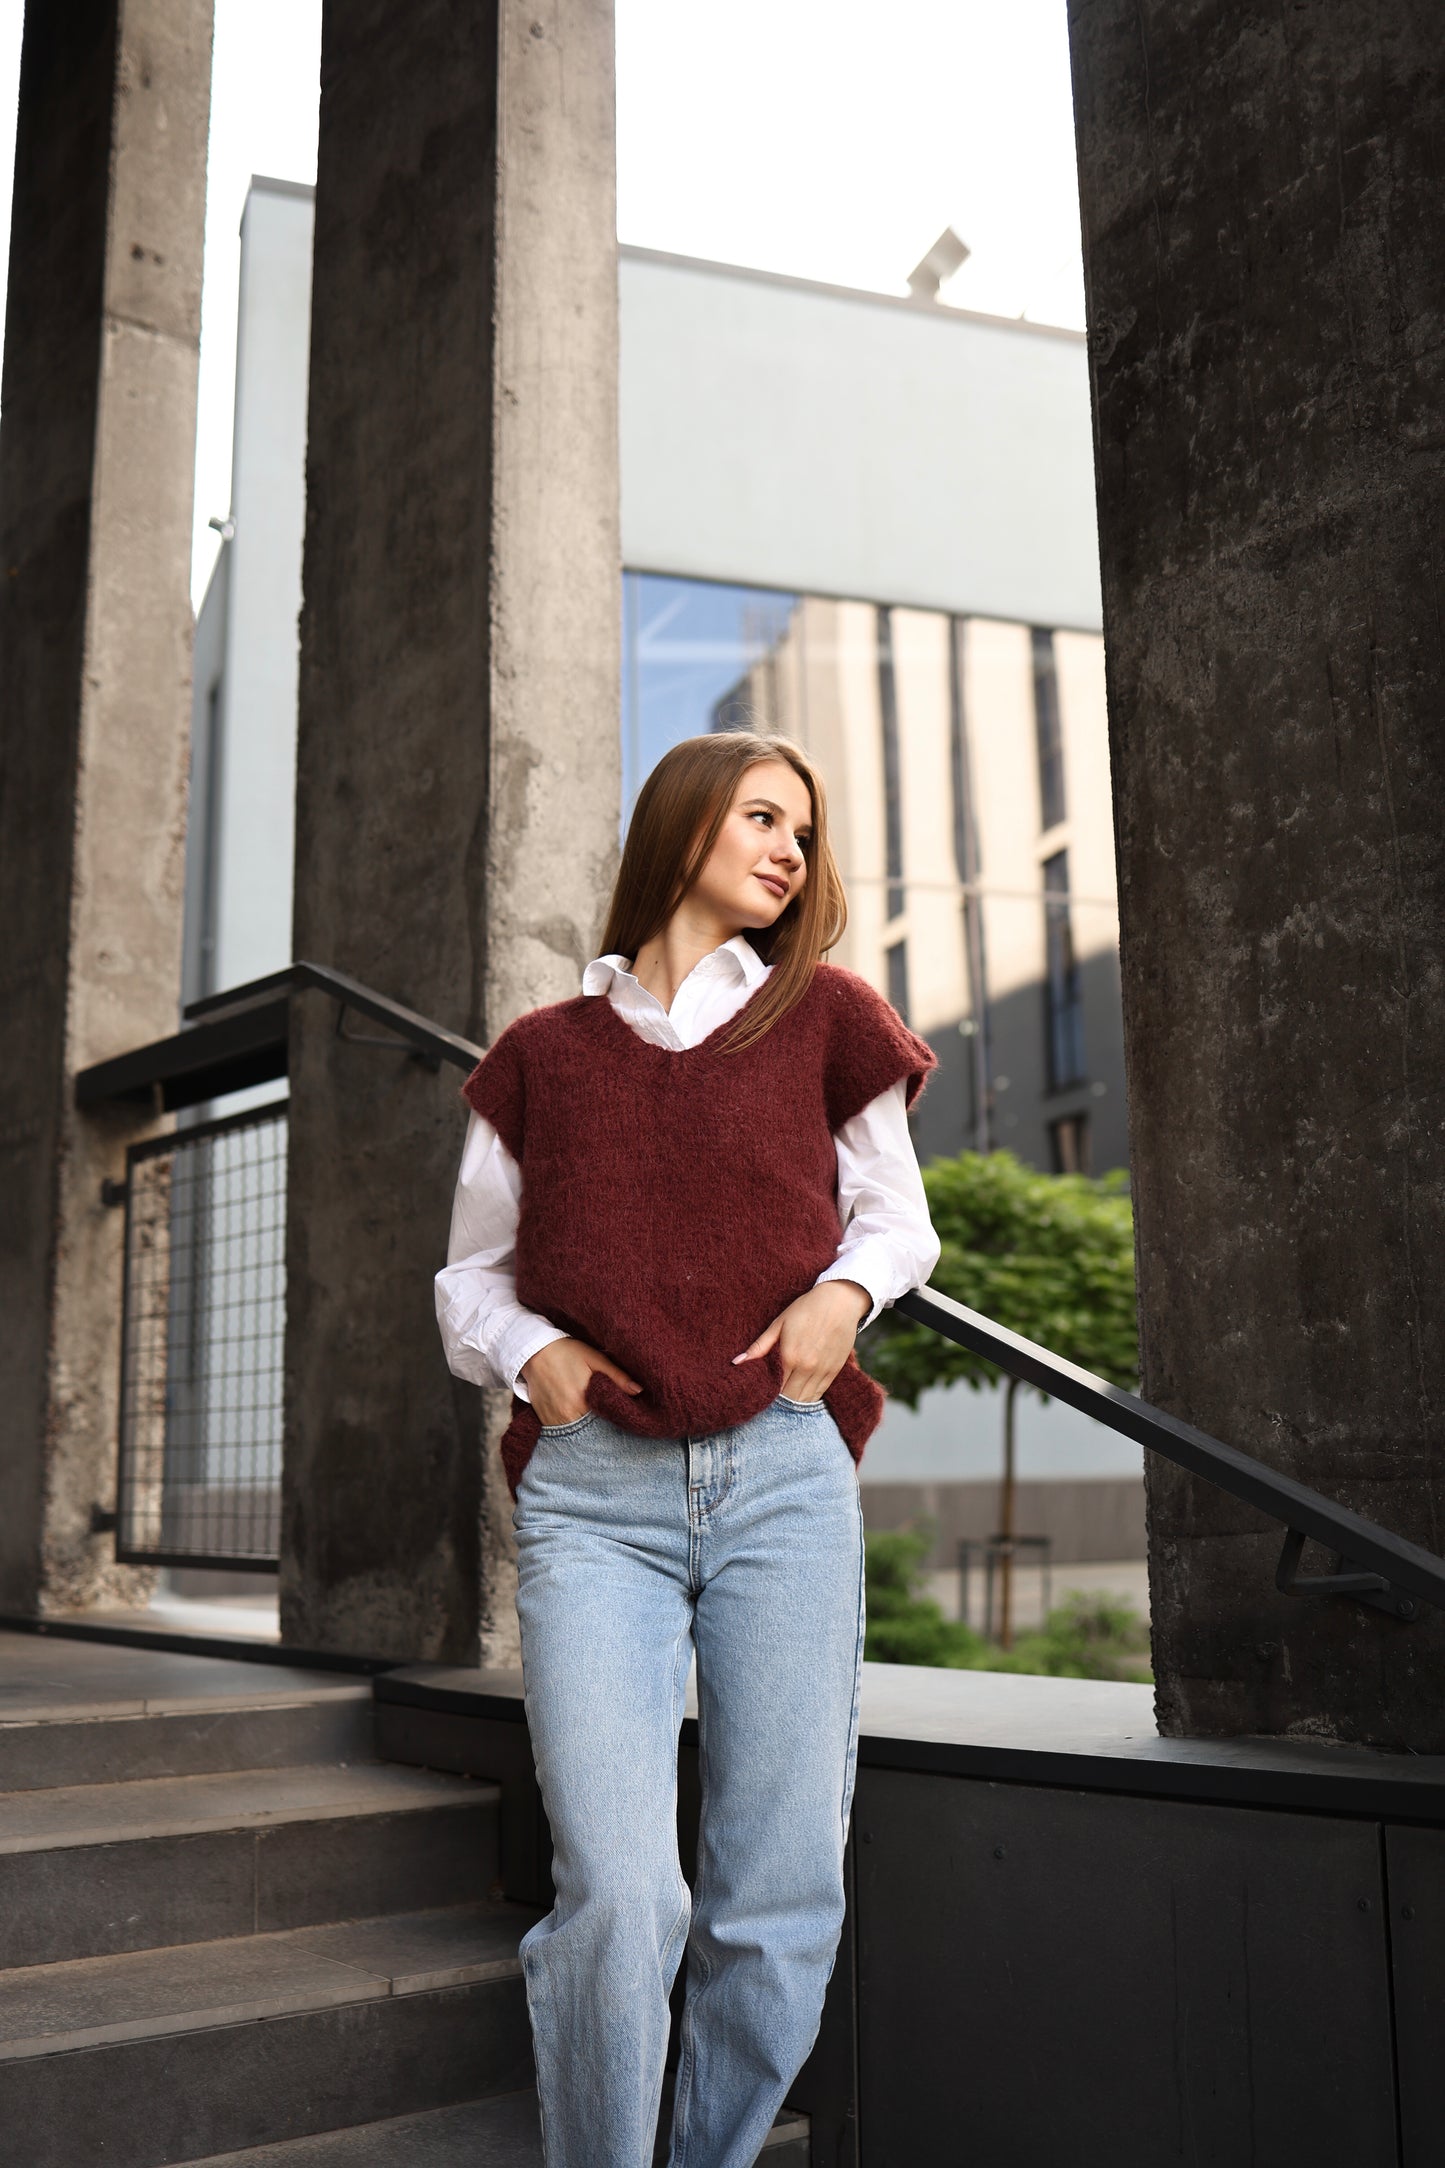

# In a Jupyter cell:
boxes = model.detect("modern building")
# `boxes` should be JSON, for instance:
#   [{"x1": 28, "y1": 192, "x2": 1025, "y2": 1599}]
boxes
[
  {"x1": 186, "y1": 180, "x2": 1142, "y2": 1578},
  {"x1": 191, "y1": 184, "x2": 1125, "y2": 1178}
]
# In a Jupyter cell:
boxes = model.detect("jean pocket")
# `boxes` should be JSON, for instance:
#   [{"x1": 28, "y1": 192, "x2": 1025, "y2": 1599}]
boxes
[
  {"x1": 776, "y1": 1391, "x2": 826, "y2": 1411},
  {"x1": 538, "y1": 1409, "x2": 599, "y2": 1436}
]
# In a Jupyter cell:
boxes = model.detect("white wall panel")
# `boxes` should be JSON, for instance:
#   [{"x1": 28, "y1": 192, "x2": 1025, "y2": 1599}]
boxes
[{"x1": 620, "y1": 248, "x2": 1101, "y2": 631}]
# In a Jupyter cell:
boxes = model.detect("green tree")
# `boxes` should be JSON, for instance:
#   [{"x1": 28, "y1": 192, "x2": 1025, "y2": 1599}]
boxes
[{"x1": 863, "y1": 1151, "x2": 1139, "y2": 1647}]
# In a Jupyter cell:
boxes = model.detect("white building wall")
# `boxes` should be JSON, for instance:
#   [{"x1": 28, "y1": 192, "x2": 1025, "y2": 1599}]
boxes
[
  {"x1": 1054, "y1": 630, "x2": 1117, "y2": 965},
  {"x1": 619, "y1": 247, "x2": 1102, "y2": 631},
  {"x1": 210, "y1": 178, "x2": 314, "y2": 993},
  {"x1": 181, "y1": 553, "x2": 229, "y2": 1005}
]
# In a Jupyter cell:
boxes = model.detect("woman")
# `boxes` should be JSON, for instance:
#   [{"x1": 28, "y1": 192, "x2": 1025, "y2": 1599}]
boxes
[{"x1": 436, "y1": 731, "x2": 939, "y2": 2168}]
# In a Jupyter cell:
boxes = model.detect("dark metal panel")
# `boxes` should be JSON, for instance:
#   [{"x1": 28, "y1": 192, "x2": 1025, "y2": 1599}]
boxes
[
  {"x1": 784, "y1": 1827, "x2": 860, "y2": 2168},
  {"x1": 74, "y1": 958, "x2": 483, "y2": 1113},
  {"x1": 373, "y1": 1662, "x2": 1445, "y2": 1823},
  {"x1": 855, "y1": 1769, "x2": 1395, "y2": 2168},
  {"x1": 74, "y1": 995, "x2": 290, "y2": 1109},
  {"x1": 1385, "y1": 1824, "x2": 1445, "y2": 2167},
  {"x1": 373, "y1": 1703, "x2": 553, "y2": 1908}
]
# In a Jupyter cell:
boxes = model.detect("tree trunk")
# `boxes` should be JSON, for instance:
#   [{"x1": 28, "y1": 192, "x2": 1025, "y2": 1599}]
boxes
[{"x1": 998, "y1": 1375, "x2": 1019, "y2": 1648}]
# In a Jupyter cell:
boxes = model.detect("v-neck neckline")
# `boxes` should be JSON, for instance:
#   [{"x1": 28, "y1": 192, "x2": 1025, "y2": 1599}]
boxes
[{"x1": 586, "y1": 961, "x2": 809, "y2": 1062}]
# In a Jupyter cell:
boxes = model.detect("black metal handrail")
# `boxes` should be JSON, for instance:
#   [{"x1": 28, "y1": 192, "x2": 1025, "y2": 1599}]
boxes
[
  {"x1": 894, "y1": 1286, "x2": 1445, "y2": 1622},
  {"x1": 75, "y1": 961, "x2": 482, "y2": 1111}
]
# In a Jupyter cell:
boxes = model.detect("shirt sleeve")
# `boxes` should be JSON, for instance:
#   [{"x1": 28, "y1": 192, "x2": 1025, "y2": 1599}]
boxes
[
  {"x1": 815, "y1": 1077, "x2": 942, "y2": 1328},
  {"x1": 433, "y1": 1107, "x2": 569, "y2": 1401}
]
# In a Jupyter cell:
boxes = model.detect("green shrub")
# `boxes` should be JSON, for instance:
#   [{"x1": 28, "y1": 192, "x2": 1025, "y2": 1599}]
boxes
[
  {"x1": 864, "y1": 1522, "x2": 1152, "y2": 1684},
  {"x1": 864, "y1": 1526, "x2": 989, "y2": 1669},
  {"x1": 971, "y1": 1588, "x2": 1152, "y2": 1683}
]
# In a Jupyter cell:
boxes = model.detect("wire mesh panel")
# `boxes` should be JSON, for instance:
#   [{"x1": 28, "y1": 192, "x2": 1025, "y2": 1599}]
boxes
[{"x1": 117, "y1": 1101, "x2": 288, "y2": 1567}]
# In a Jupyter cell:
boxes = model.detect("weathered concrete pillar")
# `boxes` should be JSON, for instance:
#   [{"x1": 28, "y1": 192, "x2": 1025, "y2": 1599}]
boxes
[
  {"x1": 0, "y1": 0, "x2": 213, "y2": 1613},
  {"x1": 1068, "y1": 0, "x2": 1445, "y2": 1747},
  {"x1": 283, "y1": 0, "x2": 620, "y2": 1661}
]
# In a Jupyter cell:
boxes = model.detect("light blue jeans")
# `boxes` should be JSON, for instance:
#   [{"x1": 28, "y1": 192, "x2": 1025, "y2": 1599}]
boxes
[{"x1": 512, "y1": 1392, "x2": 867, "y2": 2168}]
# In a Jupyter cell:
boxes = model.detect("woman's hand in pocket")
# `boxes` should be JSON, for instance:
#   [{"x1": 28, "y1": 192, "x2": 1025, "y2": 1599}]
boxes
[
  {"x1": 730, "y1": 1280, "x2": 872, "y2": 1403},
  {"x1": 520, "y1": 1337, "x2": 644, "y2": 1428}
]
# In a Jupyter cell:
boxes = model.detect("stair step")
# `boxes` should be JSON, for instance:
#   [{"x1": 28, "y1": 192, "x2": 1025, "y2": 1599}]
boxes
[
  {"x1": 0, "y1": 1632, "x2": 377, "y2": 1791},
  {"x1": 172, "y1": 2092, "x2": 544, "y2": 2165},
  {"x1": 0, "y1": 1757, "x2": 486, "y2": 1854},
  {"x1": 168, "y1": 2088, "x2": 810, "y2": 2165},
  {"x1": 0, "y1": 1901, "x2": 535, "y2": 2059},
  {"x1": 0, "y1": 1692, "x2": 377, "y2": 1792},
  {"x1": 0, "y1": 1634, "x2": 371, "y2": 1730},
  {"x1": 0, "y1": 1904, "x2": 540, "y2": 2168},
  {"x1": 0, "y1": 1763, "x2": 500, "y2": 1968}
]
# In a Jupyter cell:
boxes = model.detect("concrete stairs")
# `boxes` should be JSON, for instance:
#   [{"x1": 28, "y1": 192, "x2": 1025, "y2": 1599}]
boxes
[
  {"x1": 0, "y1": 1639, "x2": 810, "y2": 2166},
  {"x1": 0, "y1": 1653, "x2": 539, "y2": 2167}
]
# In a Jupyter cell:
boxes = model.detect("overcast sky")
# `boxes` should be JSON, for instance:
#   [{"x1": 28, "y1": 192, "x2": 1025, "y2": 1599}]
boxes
[{"x1": 0, "y1": 0, "x2": 1086, "y2": 607}]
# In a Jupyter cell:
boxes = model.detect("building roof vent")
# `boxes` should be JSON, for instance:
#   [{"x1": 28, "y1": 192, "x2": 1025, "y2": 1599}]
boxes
[{"x1": 906, "y1": 226, "x2": 970, "y2": 303}]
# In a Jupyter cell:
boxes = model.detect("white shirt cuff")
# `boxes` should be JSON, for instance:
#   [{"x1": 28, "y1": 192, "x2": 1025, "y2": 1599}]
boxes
[
  {"x1": 504, "y1": 1321, "x2": 572, "y2": 1403},
  {"x1": 816, "y1": 1245, "x2": 894, "y2": 1331}
]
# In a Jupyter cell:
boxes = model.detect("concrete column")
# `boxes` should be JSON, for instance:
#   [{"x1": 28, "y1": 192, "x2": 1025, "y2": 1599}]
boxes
[
  {"x1": 1068, "y1": 1, "x2": 1445, "y2": 1747},
  {"x1": 284, "y1": 0, "x2": 620, "y2": 1661},
  {"x1": 0, "y1": 0, "x2": 213, "y2": 1613}
]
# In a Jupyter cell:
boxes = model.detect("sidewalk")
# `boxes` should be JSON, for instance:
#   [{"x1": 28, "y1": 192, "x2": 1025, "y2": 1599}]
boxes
[{"x1": 923, "y1": 1557, "x2": 1150, "y2": 1634}]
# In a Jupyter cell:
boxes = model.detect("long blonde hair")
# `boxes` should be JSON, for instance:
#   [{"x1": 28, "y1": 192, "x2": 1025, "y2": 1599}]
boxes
[{"x1": 597, "y1": 732, "x2": 848, "y2": 1055}]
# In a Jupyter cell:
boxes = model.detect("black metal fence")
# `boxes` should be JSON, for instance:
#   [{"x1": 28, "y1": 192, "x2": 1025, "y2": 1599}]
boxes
[{"x1": 116, "y1": 1100, "x2": 288, "y2": 1569}]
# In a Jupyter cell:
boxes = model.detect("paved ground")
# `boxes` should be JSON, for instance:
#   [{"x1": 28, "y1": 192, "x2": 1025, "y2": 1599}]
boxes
[
  {"x1": 923, "y1": 1558, "x2": 1151, "y2": 1634},
  {"x1": 39, "y1": 1592, "x2": 284, "y2": 1644}
]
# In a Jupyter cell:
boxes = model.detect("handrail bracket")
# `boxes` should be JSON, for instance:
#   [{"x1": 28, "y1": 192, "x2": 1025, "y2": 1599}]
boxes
[
  {"x1": 1274, "y1": 1527, "x2": 1421, "y2": 1622},
  {"x1": 333, "y1": 998, "x2": 443, "y2": 1070}
]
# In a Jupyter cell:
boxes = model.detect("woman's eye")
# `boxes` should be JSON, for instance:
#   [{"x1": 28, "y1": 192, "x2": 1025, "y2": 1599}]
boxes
[{"x1": 749, "y1": 809, "x2": 810, "y2": 847}]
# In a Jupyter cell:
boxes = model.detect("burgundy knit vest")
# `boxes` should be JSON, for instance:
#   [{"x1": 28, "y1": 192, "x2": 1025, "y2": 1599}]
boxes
[{"x1": 460, "y1": 959, "x2": 938, "y2": 1497}]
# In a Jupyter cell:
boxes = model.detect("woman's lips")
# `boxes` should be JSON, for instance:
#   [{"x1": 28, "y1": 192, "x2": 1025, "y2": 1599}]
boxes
[{"x1": 755, "y1": 874, "x2": 787, "y2": 897}]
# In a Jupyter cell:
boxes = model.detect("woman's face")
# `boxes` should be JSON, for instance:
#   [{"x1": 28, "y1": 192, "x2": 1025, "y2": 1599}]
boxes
[{"x1": 692, "y1": 759, "x2": 813, "y2": 931}]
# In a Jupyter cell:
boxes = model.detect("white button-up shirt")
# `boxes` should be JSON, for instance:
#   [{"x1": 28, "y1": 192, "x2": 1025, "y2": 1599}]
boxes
[{"x1": 434, "y1": 933, "x2": 941, "y2": 1403}]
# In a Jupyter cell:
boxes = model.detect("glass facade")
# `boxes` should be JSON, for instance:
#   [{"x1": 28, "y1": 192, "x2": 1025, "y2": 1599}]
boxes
[
  {"x1": 620, "y1": 570, "x2": 1127, "y2": 1177},
  {"x1": 622, "y1": 574, "x2": 799, "y2": 829}
]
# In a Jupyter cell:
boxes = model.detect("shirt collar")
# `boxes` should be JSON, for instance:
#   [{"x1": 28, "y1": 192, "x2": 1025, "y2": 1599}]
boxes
[{"x1": 582, "y1": 932, "x2": 769, "y2": 997}]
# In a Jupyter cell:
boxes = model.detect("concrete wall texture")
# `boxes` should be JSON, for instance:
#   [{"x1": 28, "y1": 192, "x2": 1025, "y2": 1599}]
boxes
[
  {"x1": 1070, "y1": 0, "x2": 1445, "y2": 1748},
  {"x1": 283, "y1": 0, "x2": 620, "y2": 1662},
  {"x1": 0, "y1": 0, "x2": 212, "y2": 1613}
]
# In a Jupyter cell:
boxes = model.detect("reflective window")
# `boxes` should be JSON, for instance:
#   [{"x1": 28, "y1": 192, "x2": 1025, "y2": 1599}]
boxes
[
  {"x1": 887, "y1": 938, "x2": 911, "y2": 1028},
  {"x1": 622, "y1": 573, "x2": 797, "y2": 827},
  {"x1": 1043, "y1": 849, "x2": 1086, "y2": 1091},
  {"x1": 1032, "y1": 626, "x2": 1066, "y2": 832}
]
